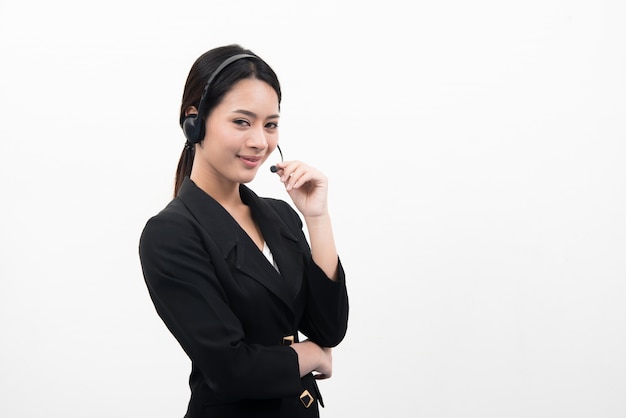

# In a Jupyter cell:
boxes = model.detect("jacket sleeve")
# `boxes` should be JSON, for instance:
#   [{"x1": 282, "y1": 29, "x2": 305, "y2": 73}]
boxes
[
  {"x1": 300, "y1": 258, "x2": 349, "y2": 347},
  {"x1": 273, "y1": 200, "x2": 349, "y2": 348},
  {"x1": 138, "y1": 210, "x2": 303, "y2": 401}
]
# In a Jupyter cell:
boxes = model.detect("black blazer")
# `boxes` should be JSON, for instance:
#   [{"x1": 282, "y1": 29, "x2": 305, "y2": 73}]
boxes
[{"x1": 139, "y1": 177, "x2": 349, "y2": 418}]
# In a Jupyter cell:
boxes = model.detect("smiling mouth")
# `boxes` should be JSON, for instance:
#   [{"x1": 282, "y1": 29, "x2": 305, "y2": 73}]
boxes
[{"x1": 239, "y1": 155, "x2": 262, "y2": 167}]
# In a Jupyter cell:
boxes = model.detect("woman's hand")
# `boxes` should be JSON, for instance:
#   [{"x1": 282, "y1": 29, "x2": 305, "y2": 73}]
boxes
[
  {"x1": 290, "y1": 340, "x2": 333, "y2": 379},
  {"x1": 272, "y1": 161, "x2": 328, "y2": 218}
]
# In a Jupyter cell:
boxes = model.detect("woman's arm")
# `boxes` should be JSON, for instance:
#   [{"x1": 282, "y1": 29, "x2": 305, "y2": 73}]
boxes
[
  {"x1": 304, "y1": 212, "x2": 338, "y2": 281},
  {"x1": 273, "y1": 160, "x2": 339, "y2": 280},
  {"x1": 272, "y1": 162, "x2": 349, "y2": 349}
]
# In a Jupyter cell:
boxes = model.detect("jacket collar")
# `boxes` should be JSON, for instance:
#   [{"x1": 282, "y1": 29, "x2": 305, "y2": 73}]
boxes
[{"x1": 177, "y1": 177, "x2": 303, "y2": 310}]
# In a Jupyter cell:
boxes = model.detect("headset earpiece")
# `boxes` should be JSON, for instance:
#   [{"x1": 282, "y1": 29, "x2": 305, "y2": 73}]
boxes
[
  {"x1": 182, "y1": 113, "x2": 204, "y2": 145},
  {"x1": 180, "y1": 53, "x2": 256, "y2": 146}
]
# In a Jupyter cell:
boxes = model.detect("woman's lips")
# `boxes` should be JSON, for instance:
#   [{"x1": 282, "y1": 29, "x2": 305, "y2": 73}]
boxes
[{"x1": 239, "y1": 155, "x2": 262, "y2": 168}]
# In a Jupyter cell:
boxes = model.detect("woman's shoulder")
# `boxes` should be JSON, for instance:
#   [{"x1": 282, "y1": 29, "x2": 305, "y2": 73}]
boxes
[{"x1": 140, "y1": 198, "x2": 195, "y2": 241}]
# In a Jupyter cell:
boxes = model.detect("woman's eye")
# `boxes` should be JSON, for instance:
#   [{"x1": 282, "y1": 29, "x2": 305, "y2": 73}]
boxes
[
  {"x1": 234, "y1": 119, "x2": 250, "y2": 126},
  {"x1": 266, "y1": 122, "x2": 279, "y2": 129}
]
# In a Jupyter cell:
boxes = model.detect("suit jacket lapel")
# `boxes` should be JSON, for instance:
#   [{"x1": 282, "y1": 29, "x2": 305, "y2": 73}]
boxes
[
  {"x1": 177, "y1": 178, "x2": 303, "y2": 311},
  {"x1": 240, "y1": 185, "x2": 304, "y2": 301}
]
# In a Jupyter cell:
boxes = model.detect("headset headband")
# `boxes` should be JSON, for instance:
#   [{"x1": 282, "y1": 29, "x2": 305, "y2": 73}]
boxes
[{"x1": 195, "y1": 53, "x2": 256, "y2": 123}]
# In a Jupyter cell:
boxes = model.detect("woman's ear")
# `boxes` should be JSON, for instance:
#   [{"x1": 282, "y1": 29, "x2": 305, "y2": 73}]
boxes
[{"x1": 185, "y1": 106, "x2": 198, "y2": 117}]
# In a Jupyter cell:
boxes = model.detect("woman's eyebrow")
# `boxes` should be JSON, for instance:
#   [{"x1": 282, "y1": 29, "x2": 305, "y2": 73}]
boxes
[{"x1": 233, "y1": 109, "x2": 280, "y2": 119}]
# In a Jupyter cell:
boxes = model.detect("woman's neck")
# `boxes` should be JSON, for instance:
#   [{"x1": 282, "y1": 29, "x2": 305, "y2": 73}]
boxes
[{"x1": 190, "y1": 171, "x2": 242, "y2": 208}]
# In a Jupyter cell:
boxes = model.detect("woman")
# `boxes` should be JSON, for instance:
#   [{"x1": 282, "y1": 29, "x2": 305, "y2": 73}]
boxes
[{"x1": 138, "y1": 44, "x2": 349, "y2": 418}]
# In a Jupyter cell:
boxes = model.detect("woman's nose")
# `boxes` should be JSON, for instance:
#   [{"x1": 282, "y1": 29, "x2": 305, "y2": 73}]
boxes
[{"x1": 247, "y1": 126, "x2": 269, "y2": 150}]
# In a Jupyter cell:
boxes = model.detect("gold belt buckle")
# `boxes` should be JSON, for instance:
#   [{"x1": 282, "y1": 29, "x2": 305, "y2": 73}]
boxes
[
  {"x1": 299, "y1": 389, "x2": 314, "y2": 408},
  {"x1": 282, "y1": 335, "x2": 294, "y2": 346}
]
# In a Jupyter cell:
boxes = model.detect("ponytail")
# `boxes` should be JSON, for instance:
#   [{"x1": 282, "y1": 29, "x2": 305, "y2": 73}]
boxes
[{"x1": 174, "y1": 144, "x2": 194, "y2": 197}]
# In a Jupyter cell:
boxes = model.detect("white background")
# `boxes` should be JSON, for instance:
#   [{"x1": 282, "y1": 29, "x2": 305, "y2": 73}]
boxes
[{"x1": 1, "y1": 1, "x2": 625, "y2": 417}]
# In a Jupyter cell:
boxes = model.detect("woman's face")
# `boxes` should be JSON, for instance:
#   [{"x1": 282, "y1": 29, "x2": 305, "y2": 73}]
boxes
[{"x1": 195, "y1": 78, "x2": 280, "y2": 185}]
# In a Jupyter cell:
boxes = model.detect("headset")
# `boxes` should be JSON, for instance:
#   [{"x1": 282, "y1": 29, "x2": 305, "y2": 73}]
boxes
[{"x1": 181, "y1": 53, "x2": 256, "y2": 145}]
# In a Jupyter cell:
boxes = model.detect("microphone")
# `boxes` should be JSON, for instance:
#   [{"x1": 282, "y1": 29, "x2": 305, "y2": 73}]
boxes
[{"x1": 270, "y1": 144, "x2": 283, "y2": 173}]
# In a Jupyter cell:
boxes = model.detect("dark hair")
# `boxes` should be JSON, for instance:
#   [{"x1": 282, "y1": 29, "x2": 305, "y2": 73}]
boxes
[{"x1": 174, "y1": 44, "x2": 282, "y2": 196}]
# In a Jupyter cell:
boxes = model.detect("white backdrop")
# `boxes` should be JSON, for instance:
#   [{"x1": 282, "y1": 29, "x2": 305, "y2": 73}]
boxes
[{"x1": 1, "y1": 1, "x2": 625, "y2": 417}]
